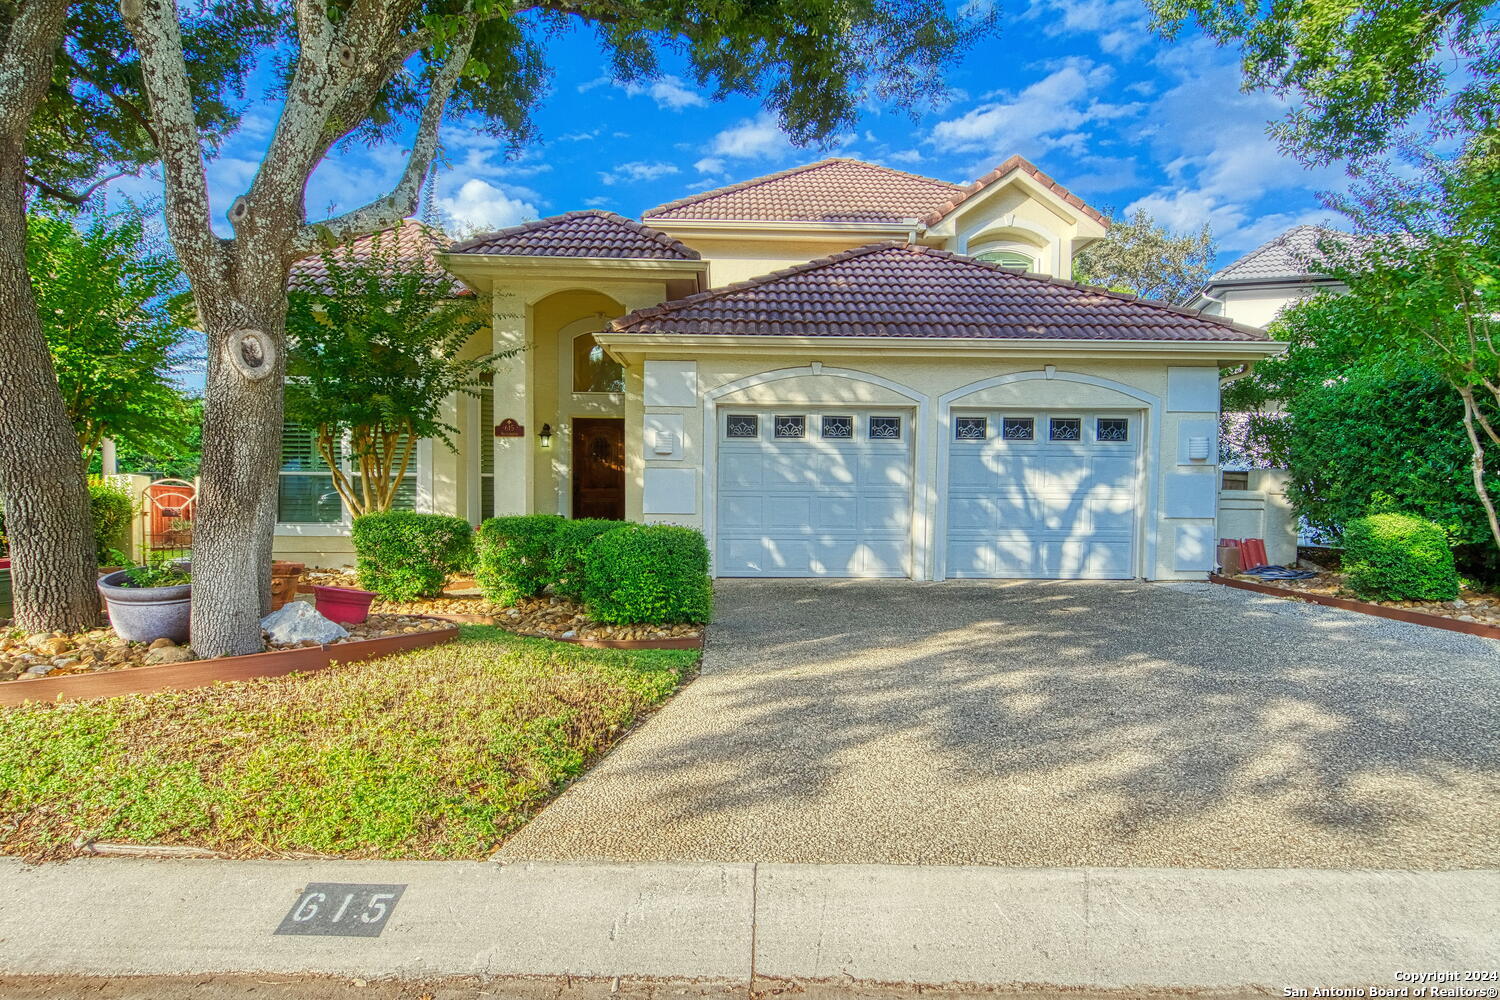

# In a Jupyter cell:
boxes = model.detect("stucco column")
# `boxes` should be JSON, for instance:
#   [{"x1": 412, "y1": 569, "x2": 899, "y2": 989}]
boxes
[{"x1": 492, "y1": 288, "x2": 533, "y2": 515}]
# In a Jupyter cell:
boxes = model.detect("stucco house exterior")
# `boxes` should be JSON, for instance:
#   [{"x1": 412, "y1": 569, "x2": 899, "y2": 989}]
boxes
[
  {"x1": 278, "y1": 156, "x2": 1285, "y2": 581},
  {"x1": 1185, "y1": 224, "x2": 1351, "y2": 327}
]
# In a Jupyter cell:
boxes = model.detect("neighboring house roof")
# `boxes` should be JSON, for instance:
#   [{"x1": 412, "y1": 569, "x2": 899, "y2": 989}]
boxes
[
  {"x1": 641, "y1": 155, "x2": 1106, "y2": 227},
  {"x1": 921, "y1": 154, "x2": 1108, "y2": 226},
  {"x1": 448, "y1": 210, "x2": 700, "y2": 259},
  {"x1": 609, "y1": 242, "x2": 1269, "y2": 342},
  {"x1": 642, "y1": 158, "x2": 967, "y2": 223},
  {"x1": 1208, "y1": 225, "x2": 1353, "y2": 283},
  {"x1": 288, "y1": 219, "x2": 466, "y2": 295}
]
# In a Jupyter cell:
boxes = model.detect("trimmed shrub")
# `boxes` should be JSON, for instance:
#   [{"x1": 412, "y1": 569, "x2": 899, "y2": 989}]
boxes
[
  {"x1": 475, "y1": 514, "x2": 564, "y2": 604},
  {"x1": 1342, "y1": 513, "x2": 1460, "y2": 602},
  {"x1": 547, "y1": 519, "x2": 621, "y2": 601},
  {"x1": 352, "y1": 511, "x2": 474, "y2": 602},
  {"x1": 88, "y1": 481, "x2": 136, "y2": 565},
  {"x1": 581, "y1": 523, "x2": 712, "y2": 625}
]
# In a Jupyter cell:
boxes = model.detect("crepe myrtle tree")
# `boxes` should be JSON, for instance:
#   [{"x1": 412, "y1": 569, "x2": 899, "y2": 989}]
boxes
[
  {"x1": 0, "y1": 0, "x2": 264, "y2": 634},
  {"x1": 285, "y1": 229, "x2": 499, "y2": 516},
  {"x1": 118, "y1": 0, "x2": 989, "y2": 656}
]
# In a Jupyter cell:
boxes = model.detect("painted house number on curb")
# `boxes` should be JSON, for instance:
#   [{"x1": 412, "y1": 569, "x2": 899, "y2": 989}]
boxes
[{"x1": 274, "y1": 883, "x2": 406, "y2": 937}]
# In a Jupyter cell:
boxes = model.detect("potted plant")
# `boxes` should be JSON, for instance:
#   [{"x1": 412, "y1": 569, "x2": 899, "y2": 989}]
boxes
[
  {"x1": 161, "y1": 516, "x2": 194, "y2": 548},
  {"x1": 98, "y1": 556, "x2": 191, "y2": 643},
  {"x1": 269, "y1": 561, "x2": 306, "y2": 611},
  {"x1": 312, "y1": 584, "x2": 376, "y2": 624},
  {"x1": 0, "y1": 557, "x2": 11, "y2": 622}
]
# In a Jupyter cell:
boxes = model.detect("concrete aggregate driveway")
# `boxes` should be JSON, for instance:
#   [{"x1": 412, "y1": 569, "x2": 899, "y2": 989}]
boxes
[{"x1": 498, "y1": 580, "x2": 1500, "y2": 869}]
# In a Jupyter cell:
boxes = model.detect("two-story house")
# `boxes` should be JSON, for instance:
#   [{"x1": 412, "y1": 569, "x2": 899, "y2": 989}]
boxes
[{"x1": 280, "y1": 156, "x2": 1283, "y2": 581}]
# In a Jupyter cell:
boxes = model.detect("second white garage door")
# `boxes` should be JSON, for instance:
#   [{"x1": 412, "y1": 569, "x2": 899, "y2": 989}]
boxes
[
  {"x1": 716, "y1": 409, "x2": 913, "y2": 577},
  {"x1": 946, "y1": 410, "x2": 1141, "y2": 579}
]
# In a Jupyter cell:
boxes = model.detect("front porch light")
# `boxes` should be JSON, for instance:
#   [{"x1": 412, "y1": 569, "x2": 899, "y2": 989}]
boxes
[{"x1": 539, "y1": 423, "x2": 553, "y2": 450}]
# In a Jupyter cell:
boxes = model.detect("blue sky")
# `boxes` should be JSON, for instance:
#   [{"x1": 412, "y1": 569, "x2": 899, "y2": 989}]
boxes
[{"x1": 116, "y1": 2, "x2": 1357, "y2": 261}]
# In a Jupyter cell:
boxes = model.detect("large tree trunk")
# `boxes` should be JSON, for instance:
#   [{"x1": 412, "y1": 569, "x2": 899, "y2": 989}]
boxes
[
  {"x1": 0, "y1": 136, "x2": 99, "y2": 633},
  {"x1": 188, "y1": 285, "x2": 287, "y2": 657}
]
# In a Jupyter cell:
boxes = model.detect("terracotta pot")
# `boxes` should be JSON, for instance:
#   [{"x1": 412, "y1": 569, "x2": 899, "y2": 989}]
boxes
[
  {"x1": 268, "y1": 561, "x2": 306, "y2": 611},
  {"x1": 312, "y1": 584, "x2": 376, "y2": 625}
]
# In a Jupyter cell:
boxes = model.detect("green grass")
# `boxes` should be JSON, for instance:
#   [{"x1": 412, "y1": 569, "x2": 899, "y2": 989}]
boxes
[{"x1": 0, "y1": 626, "x2": 697, "y2": 860}]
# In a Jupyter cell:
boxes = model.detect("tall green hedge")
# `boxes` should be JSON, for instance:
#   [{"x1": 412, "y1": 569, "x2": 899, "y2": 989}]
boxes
[
  {"x1": 1343, "y1": 513, "x2": 1460, "y2": 602},
  {"x1": 581, "y1": 523, "x2": 712, "y2": 625},
  {"x1": 474, "y1": 515, "x2": 564, "y2": 604},
  {"x1": 351, "y1": 511, "x2": 474, "y2": 602},
  {"x1": 88, "y1": 481, "x2": 136, "y2": 565}
]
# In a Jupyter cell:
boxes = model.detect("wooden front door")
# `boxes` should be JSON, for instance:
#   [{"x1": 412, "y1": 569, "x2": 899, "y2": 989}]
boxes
[{"x1": 572, "y1": 418, "x2": 625, "y2": 520}]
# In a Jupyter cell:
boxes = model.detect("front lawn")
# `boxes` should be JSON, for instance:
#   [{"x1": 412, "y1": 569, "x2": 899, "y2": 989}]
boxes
[{"x1": 0, "y1": 626, "x2": 696, "y2": 860}]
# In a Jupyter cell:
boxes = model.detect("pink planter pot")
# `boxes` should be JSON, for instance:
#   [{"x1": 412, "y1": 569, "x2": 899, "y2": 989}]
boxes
[{"x1": 312, "y1": 585, "x2": 376, "y2": 625}]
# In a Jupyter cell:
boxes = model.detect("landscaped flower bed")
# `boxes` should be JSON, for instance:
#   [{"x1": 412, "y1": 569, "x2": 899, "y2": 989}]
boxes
[
  {"x1": 1223, "y1": 568, "x2": 1500, "y2": 626},
  {"x1": 0, "y1": 613, "x2": 449, "y2": 684},
  {"x1": 299, "y1": 569, "x2": 702, "y2": 644}
]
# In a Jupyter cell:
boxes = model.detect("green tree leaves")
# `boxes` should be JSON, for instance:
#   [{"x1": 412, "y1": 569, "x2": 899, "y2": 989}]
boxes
[{"x1": 1072, "y1": 207, "x2": 1217, "y2": 304}]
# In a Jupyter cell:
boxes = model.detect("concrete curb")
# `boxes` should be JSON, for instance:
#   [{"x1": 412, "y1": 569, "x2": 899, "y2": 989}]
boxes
[{"x1": 0, "y1": 858, "x2": 1494, "y2": 989}]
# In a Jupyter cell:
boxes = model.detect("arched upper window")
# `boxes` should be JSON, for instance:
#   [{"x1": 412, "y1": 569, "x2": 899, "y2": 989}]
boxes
[
  {"x1": 572, "y1": 333, "x2": 624, "y2": 394},
  {"x1": 973, "y1": 248, "x2": 1035, "y2": 270}
]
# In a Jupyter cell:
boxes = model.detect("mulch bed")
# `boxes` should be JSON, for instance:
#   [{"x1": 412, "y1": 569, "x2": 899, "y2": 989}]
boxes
[
  {"x1": 299, "y1": 569, "x2": 705, "y2": 646},
  {"x1": 0, "y1": 613, "x2": 447, "y2": 684}
]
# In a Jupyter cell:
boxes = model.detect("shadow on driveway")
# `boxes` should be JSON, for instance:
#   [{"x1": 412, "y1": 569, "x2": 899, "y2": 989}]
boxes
[{"x1": 498, "y1": 580, "x2": 1500, "y2": 868}]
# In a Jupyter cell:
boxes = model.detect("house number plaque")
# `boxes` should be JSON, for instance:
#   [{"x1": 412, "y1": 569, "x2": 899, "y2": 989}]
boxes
[
  {"x1": 274, "y1": 883, "x2": 406, "y2": 937},
  {"x1": 495, "y1": 418, "x2": 525, "y2": 438}
]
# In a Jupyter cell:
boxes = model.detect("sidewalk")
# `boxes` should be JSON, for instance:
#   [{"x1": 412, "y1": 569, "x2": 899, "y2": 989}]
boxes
[{"x1": 0, "y1": 858, "x2": 1494, "y2": 989}]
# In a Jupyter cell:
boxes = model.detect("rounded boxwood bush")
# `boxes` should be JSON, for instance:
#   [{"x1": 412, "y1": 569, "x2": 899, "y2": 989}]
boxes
[
  {"x1": 475, "y1": 514, "x2": 564, "y2": 604},
  {"x1": 582, "y1": 523, "x2": 712, "y2": 625},
  {"x1": 1342, "y1": 512, "x2": 1460, "y2": 602},
  {"x1": 352, "y1": 510, "x2": 474, "y2": 602},
  {"x1": 548, "y1": 518, "x2": 621, "y2": 601}
]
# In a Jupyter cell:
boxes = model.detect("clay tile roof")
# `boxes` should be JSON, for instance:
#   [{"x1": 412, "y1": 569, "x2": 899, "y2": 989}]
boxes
[
  {"x1": 609, "y1": 243, "x2": 1269, "y2": 342},
  {"x1": 642, "y1": 158, "x2": 966, "y2": 223},
  {"x1": 448, "y1": 210, "x2": 700, "y2": 259},
  {"x1": 922, "y1": 154, "x2": 1108, "y2": 226},
  {"x1": 288, "y1": 219, "x2": 467, "y2": 295},
  {"x1": 1209, "y1": 224, "x2": 1354, "y2": 282}
]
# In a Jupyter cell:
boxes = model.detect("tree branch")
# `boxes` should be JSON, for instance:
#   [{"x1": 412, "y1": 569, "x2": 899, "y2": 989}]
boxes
[
  {"x1": 25, "y1": 170, "x2": 132, "y2": 206},
  {"x1": 289, "y1": 18, "x2": 476, "y2": 257},
  {"x1": 61, "y1": 51, "x2": 161, "y2": 147},
  {"x1": 119, "y1": 0, "x2": 224, "y2": 298}
]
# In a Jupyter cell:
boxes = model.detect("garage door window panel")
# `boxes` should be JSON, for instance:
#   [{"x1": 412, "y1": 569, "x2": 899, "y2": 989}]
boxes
[
  {"x1": 1096, "y1": 417, "x2": 1130, "y2": 442},
  {"x1": 868, "y1": 416, "x2": 902, "y2": 440},
  {"x1": 774, "y1": 415, "x2": 806, "y2": 439},
  {"x1": 1049, "y1": 417, "x2": 1082, "y2": 442},
  {"x1": 1001, "y1": 416, "x2": 1035, "y2": 441},
  {"x1": 955, "y1": 416, "x2": 987, "y2": 441},
  {"x1": 726, "y1": 414, "x2": 760, "y2": 439}
]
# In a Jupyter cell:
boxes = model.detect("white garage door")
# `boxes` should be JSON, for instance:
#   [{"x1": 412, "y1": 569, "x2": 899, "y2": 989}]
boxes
[
  {"x1": 946, "y1": 411, "x2": 1140, "y2": 579},
  {"x1": 716, "y1": 409, "x2": 913, "y2": 577}
]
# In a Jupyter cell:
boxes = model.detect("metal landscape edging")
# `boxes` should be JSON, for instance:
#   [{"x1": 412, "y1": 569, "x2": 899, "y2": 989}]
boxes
[
  {"x1": 0, "y1": 620, "x2": 460, "y2": 707},
  {"x1": 1209, "y1": 573, "x2": 1500, "y2": 641}
]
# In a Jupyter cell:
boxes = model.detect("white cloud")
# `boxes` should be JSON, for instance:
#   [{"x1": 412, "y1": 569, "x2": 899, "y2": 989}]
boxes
[
  {"x1": 1024, "y1": 0, "x2": 1154, "y2": 57},
  {"x1": 693, "y1": 156, "x2": 726, "y2": 175},
  {"x1": 929, "y1": 59, "x2": 1126, "y2": 157},
  {"x1": 702, "y1": 114, "x2": 794, "y2": 162},
  {"x1": 886, "y1": 149, "x2": 925, "y2": 164},
  {"x1": 598, "y1": 160, "x2": 680, "y2": 186},
  {"x1": 622, "y1": 75, "x2": 706, "y2": 111},
  {"x1": 1121, "y1": 39, "x2": 1349, "y2": 250},
  {"x1": 437, "y1": 178, "x2": 538, "y2": 234}
]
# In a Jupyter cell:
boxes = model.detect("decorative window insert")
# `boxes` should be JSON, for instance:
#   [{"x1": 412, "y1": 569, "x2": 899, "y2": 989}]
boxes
[
  {"x1": 726, "y1": 414, "x2": 759, "y2": 439},
  {"x1": 1049, "y1": 417, "x2": 1082, "y2": 442},
  {"x1": 572, "y1": 332, "x2": 625, "y2": 393},
  {"x1": 868, "y1": 416, "x2": 902, "y2": 440},
  {"x1": 954, "y1": 416, "x2": 988, "y2": 441},
  {"x1": 1096, "y1": 417, "x2": 1130, "y2": 443},
  {"x1": 1001, "y1": 416, "x2": 1035, "y2": 441},
  {"x1": 774, "y1": 415, "x2": 806, "y2": 439},
  {"x1": 821, "y1": 415, "x2": 854, "y2": 439}
]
